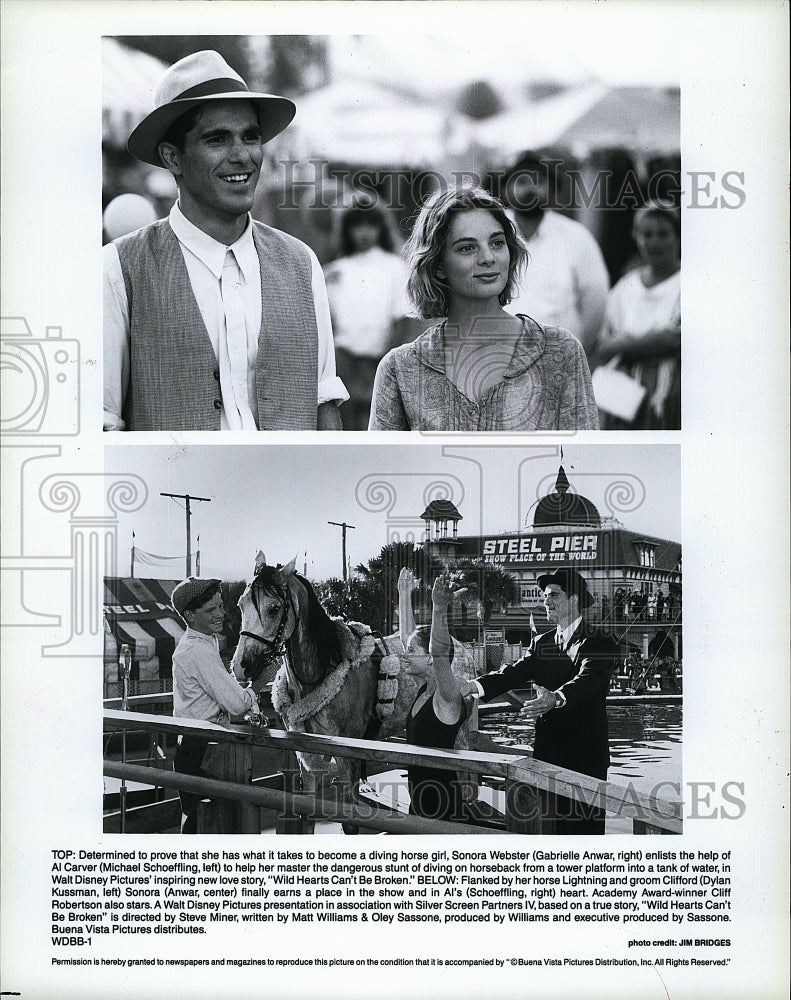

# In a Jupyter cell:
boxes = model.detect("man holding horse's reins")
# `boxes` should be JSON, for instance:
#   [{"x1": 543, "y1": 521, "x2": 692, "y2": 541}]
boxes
[
  {"x1": 171, "y1": 577, "x2": 260, "y2": 833},
  {"x1": 104, "y1": 49, "x2": 347, "y2": 432}
]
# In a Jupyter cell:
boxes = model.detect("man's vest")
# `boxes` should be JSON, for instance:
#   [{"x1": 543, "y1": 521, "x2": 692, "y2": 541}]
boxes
[{"x1": 115, "y1": 219, "x2": 319, "y2": 430}]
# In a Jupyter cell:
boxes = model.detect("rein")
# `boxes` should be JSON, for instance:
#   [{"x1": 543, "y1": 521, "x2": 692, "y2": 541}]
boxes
[
  {"x1": 241, "y1": 572, "x2": 333, "y2": 688},
  {"x1": 239, "y1": 577, "x2": 293, "y2": 684}
]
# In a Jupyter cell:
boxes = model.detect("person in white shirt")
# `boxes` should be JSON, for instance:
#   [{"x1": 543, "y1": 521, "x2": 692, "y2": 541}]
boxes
[
  {"x1": 103, "y1": 49, "x2": 347, "y2": 431},
  {"x1": 171, "y1": 577, "x2": 260, "y2": 833},
  {"x1": 323, "y1": 205, "x2": 411, "y2": 430},
  {"x1": 503, "y1": 151, "x2": 609, "y2": 358},
  {"x1": 591, "y1": 201, "x2": 681, "y2": 430}
]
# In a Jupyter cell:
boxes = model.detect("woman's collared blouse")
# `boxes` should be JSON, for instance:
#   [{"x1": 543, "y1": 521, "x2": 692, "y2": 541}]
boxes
[{"x1": 368, "y1": 315, "x2": 599, "y2": 431}]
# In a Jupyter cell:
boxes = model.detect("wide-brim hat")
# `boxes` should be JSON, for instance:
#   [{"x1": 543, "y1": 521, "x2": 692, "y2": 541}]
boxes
[
  {"x1": 128, "y1": 49, "x2": 296, "y2": 167},
  {"x1": 536, "y1": 569, "x2": 594, "y2": 608},
  {"x1": 171, "y1": 577, "x2": 221, "y2": 617}
]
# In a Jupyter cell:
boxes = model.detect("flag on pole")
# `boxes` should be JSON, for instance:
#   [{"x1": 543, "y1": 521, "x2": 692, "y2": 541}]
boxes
[
  {"x1": 132, "y1": 549, "x2": 183, "y2": 567},
  {"x1": 196, "y1": 535, "x2": 201, "y2": 577}
]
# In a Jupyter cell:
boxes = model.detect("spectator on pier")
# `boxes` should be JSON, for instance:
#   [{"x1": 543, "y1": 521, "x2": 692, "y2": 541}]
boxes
[
  {"x1": 461, "y1": 569, "x2": 616, "y2": 834},
  {"x1": 324, "y1": 205, "x2": 411, "y2": 430},
  {"x1": 502, "y1": 150, "x2": 609, "y2": 358}
]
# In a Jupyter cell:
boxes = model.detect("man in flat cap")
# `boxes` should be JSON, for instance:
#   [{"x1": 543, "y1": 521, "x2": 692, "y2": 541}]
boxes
[
  {"x1": 171, "y1": 577, "x2": 261, "y2": 833},
  {"x1": 461, "y1": 569, "x2": 616, "y2": 834},
  {"x1": 104, "y1": 49, "x2": 347, "y2": 431}
]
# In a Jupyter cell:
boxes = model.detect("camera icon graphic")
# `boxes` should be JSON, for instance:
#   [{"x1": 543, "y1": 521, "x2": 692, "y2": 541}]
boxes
[{"x1": 0, "y1": 317, "x2": 80, "y2": 436}]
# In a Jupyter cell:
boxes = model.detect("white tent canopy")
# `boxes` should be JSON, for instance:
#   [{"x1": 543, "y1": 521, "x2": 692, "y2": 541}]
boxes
[{"x1": 103, "y1": 38, "x2": 167, "y2": 148}]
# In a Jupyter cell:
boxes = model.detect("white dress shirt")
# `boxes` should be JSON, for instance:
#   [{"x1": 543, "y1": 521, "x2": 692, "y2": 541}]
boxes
[
  {"x1": 103, "y1": 203, "x2": 348, "y2": 430},
  {"x1": 505, "y1": 210, "x2": 609, "y2": 349},
  {"x1": 556, "y1": 615, "x2": 583, "y2": 652},
  {"x1": 323, "y1": 246, "x2": 410, "y2": 358},
  {"x1": 172, "y1": 627, "x2": 257, "y2": 725}
]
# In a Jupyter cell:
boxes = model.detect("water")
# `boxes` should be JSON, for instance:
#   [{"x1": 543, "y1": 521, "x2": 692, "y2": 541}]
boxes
[{"x1": 479, "y1": 700, "x2": 682, "y2": 834}]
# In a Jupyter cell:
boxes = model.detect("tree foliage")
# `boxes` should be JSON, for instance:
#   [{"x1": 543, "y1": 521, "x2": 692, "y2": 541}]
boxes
[
  {"x1": 453, "y1": 560, "x2": 517, "y2": 617},
  {"x1": 119, "y1": 36, "x2": 252, "y2": 76},
  {"x1": 455, "y1": 79, "x2": 505, "y2": 120},
  {"x1": 266, "y1": 36, "x2": 330, "y2": 95},
  {"x1": 313, "y1": 549, "x2": 519, "y2": 636},
  {"x1": 117, "y1": 35, "x2": 330, "y2": 97}
]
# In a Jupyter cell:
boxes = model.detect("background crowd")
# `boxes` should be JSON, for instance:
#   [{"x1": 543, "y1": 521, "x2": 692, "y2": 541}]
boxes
[{"x1": 103, "y1": 35, "x2": 681, "y2": 431}]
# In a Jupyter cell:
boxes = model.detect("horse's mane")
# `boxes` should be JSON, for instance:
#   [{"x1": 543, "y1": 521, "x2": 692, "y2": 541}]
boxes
[{"x1": 293, "y1": 573, "x2": 343, "y2": 671}]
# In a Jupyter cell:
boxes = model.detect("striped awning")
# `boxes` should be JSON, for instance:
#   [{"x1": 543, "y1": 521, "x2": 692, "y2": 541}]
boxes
[{"x1": 104, "y1": 578, "x2": 183, "y2": 681}]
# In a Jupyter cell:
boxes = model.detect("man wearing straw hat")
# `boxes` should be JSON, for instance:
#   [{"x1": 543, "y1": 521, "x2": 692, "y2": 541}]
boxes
[
  {"x1": 103, "y1": 49, "x2": 347, "y2": 431},
  {"x1": 171, "y1": 577, "x2": 261, "y2": 833},
  {"x1": 461, "y1": 569, "x2": 616, "y2": 834}
]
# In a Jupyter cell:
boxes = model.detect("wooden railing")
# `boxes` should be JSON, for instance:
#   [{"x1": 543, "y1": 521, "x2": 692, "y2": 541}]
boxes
[{"x1": 103, "y1": 709, "x2": 682, "y2": 836}]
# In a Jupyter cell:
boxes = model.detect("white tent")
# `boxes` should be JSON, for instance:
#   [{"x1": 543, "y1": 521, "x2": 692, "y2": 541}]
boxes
[
  {"x1": 102, "y1": 38, "x2": 167, "y2": 148},
  {"x1": 288, "y1": 79, "x2": 454, "y2": 167}
]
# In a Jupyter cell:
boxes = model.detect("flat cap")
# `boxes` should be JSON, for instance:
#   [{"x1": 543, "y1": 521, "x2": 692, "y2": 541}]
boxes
[{"x1": 171, "y1": 577, "x2": 221, "y2": 616}]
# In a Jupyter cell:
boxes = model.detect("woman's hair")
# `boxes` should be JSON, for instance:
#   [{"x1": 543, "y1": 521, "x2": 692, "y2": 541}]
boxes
[
  {"x1": 403, "y1": 186, "x2": 528, "y2": 319},
  {"x1": 338, "y1": 204, "x2": 395, "y2": 256},
  {"x1": 406, "y1": 625, "x2": 455, "y2": 663},
  {"x1": 633, "y1": 199, "x2": 681, "y2": 239}
]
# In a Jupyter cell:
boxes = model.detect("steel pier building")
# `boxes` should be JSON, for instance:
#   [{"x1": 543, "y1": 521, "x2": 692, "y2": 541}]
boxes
[{"x1": 422, "y1": 463, "x2": 682, "y2": 661}]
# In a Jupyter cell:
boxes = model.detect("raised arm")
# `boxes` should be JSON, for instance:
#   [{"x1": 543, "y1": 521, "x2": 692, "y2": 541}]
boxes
[
  {"x1": 397, "y1": 567, "x2": 418, "y2": 648},
  {"x1": 429, "y1": 575, "x2": 466, "y2": 723}
]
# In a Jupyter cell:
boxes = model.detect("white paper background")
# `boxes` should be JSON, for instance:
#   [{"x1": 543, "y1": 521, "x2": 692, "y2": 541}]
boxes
[{"x1": 1, "y1": 2, "x2": 788, "y2": 998}]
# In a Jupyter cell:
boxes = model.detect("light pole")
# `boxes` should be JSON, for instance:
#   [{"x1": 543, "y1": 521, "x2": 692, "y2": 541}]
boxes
[
  {"x1": 161, "y1": 493, "x2": 211, "y2": 576},
  {"x1": 327, "y1": 520, "x2": 356, "y2": 586}
]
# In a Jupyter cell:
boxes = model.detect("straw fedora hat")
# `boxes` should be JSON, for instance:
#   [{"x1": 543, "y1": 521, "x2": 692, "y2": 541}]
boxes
[{"x1": 128, "y1": 49, "x2": 296, "y2": 167}]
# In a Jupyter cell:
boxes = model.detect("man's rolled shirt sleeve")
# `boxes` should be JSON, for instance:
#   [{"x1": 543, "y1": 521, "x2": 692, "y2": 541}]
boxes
[
  {"x1": 310, "y1": 248, "x2": 349, "y2": 407},
  {"x1": 103, "y1": 242, "x2": 130, "y2": 431}
]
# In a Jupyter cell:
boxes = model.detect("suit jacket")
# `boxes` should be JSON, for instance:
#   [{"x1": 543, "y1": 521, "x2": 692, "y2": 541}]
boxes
[{"x1": 477, "y1": 624, "x2": 616, "y2": 779}]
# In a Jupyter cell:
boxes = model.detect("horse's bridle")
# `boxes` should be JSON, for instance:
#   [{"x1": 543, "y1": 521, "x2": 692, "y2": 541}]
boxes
[{"x1": 239, "y1": 575, "x2": 296, "y2": 682}]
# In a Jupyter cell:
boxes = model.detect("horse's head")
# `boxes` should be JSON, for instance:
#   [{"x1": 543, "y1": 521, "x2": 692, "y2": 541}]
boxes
[
  {"x1": 231, "y1": 552, "x2": 301, "y2": 687},
  {"x1": 230, "y1": 551, "x2": 342, "y2": 692}
]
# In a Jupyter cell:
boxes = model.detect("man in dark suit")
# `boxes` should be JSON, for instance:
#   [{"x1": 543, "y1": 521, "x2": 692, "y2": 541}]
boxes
[{"x1": 462, "y1": 569, "x2": 616, "y2": 834}]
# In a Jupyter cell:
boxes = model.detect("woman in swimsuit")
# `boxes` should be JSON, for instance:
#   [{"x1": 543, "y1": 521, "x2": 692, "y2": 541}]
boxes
[{"x1": 397, "y1": 568, "x2": 469, "y2": 820}]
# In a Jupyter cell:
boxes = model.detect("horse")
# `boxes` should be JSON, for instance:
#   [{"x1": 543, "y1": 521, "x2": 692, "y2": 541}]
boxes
[{"x1": 229, "y1": 552, "x2": 481, "y2": 829}]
